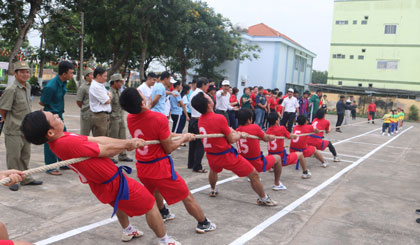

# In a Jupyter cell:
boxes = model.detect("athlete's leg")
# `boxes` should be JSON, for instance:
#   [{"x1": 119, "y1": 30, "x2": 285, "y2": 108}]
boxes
[
  {"x1": 154, "y1": 190, "x2": 165, "y2": 210},
  {"x1": 145, "y1": 203, "x2": 166, "y2": 238},
  {"x1": 272, "y1": 155, "x2": 282, "y2": 186},
  {"x1": 247, "y1": 170, "x2": 266, "y2": 199},
  {"x1": 314, "y1": 149, "x2": 326, "y2": 164},
  {"x1": 182, "y1": 193, "x2": 206, "y2": 222},
  {"x1": 296, "y1": 152, "x2": 308, "y2": 171},
  {"x1": 209, "y1": 169, "x2": 218, "y2": 190},
  {"x1": 116, "y1": 209, "x2": 130, "y2": 229},
  {"x1": 0, "y1": 222, "x2": 8, "y2": 240},
  {"x1": 328, "y1": 141, "x2": 337, "y2": 157}
]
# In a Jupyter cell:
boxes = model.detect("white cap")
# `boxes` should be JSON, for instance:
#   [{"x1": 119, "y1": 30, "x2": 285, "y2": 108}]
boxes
[
  {"x1": 221, "y1": 80, "x2": 230, "y2": 86},
  {"x1": 170, "y1": 77, "x2": 177, "y2": 84},
  {"x1": 288, "y1": 88, "x2": 294, "y2": 93}
]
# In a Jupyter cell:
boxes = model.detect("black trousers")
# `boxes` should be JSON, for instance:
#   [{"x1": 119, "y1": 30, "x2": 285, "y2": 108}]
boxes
[
  {"x1": 188, "y1": 118, "x2": 204, "y2": 171},
  {"x1": 215, "y1": 109, "x2": 230, "y2": 125},
  {"x1": 369, "y1": 112, "x2": 375, "y2": 123},
  {"x1": 336, "y1": 113, "x2": 344, "y2": 127},
  {"x1": 281, "y1": 112, "x2": 296, "y2": 132}
]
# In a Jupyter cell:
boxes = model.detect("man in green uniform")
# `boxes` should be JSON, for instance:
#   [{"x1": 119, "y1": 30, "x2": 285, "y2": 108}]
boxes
[
  {"x1": 0, "y1": 61, "x2": 43, "y2": 191},
  {"x1": 40, "y1": 61, "x2": 74, "y2": 176},
  {"x1": 76, "y1": 68, "x2": 93, "y2": 136},
  {"x1": 308, "y1": 89, "x2": 322, "y2": 123},
  {"x1": 108, "y1": 74, "x2": 133, "y2": 163}
]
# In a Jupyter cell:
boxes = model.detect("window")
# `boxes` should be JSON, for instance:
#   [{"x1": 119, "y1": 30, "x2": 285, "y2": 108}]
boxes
[
  {"x1": 353, "y1": 20, "x2": 357, "y2": 25},
  {"x1": 364, "y1": 16, "x2": 369, "y2": 20},
  {"x1": 358, "y1": 55, "x2": 364, "y2": 60},
  {"x1": 369, "y1": 83, "x2": 373, "y2": 88},
  {"x1": 338, "y1": 81, "x2": 343, "y2": 86},
  {"x1": 333, "y1": 54, "x2": 337, "y2": 59},
  {"x1": 384, "y1": 25, "x2": 397, "y2": 34},
  {"x1": 350, "y1": 55, "x2": 354, "y2": 59},
  {"x1": 362, "y1": 49, "x2": 366, "y2": 53},
  {"x1": 358, "y1": 83, "x2": 362, "y2": 87},
  {"x1": 377, "y1": 60, "x2": 398, "y2": 70},
  {"x1": 361, "y1": 20, "x2": 368, "y2": 25},
  {"x1": 342, "y1": 55, "x2": 345, "y2": 59},
  {"x1": 336, "y1": 20, "x2": 348, "y2": 25}
]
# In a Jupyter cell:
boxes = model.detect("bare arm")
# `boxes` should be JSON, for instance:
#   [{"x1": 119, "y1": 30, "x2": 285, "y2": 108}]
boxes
[
  {"x1": 160, "y1": 133, "x2": 195, "y2": 154},
  {"x1": 226, "y1": 128, "x2": 246, "y2": 144},
  {"x1": 261, "y1": 133, "x2": 276, "y2": 142},
  {"x1": 150, "y1": 94, "x2": 161, "y2": 109},
  {"x1": 76, "y1": 101, "x2": 82, "y2": 108},
  {"x1": 0, "y1": 109, "x2": 7, "y2": 122},
  {"x1": 87, "y1": 136, "x2": 144, "y2": 157}
]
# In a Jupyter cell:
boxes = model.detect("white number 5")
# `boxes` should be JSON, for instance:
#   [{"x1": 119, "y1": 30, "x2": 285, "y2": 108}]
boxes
[
  {"x1": 292, "y1": 130, "x2": 301, "y2": 143},
  {"x1": 237, "y1": 138, "x2": 249, "y2": 154}
]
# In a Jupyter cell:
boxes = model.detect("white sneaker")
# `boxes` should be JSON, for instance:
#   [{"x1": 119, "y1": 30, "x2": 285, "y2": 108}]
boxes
[
  {"x1": 387, "y1": 133, "x2": 391, "y2": 136},
  {"x1": 162, "y1": 212, "x2": 176, "y2": 222},
  {"x1": 156, "y1": 236, "x2": 181, "y2": 245},
  {"x1": 333, "y1": 156, "x2": 340, "y2": 162},
  {"x1": 301, "y1": 170, "x2": 312, "y2": 179},
  {"x1": 382, "y1": 132, "x2": 385, "y2": 136},
  {"x1": 322, "y1": 161, "x2": 329, "y2": 168},
  {"x1": 272, "y1": 183, "x2": 287, "y2": 191},
  {"x1": 256, "y1": 195, "x2": 277, "y2": 206},
  {"x1": 122, "y1": 228, "x2": 144, "y2": 242}
]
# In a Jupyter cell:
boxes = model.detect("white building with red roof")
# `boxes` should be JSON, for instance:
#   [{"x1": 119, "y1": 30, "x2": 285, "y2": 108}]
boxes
[{"x1": 218, "y1": 23, "x2": 316, "y2": 93}]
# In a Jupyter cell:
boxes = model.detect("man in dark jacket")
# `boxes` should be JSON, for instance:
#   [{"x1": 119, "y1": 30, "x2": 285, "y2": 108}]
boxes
[{"x1": 336, "y1": 95, "x2": 353, "y2": 132}]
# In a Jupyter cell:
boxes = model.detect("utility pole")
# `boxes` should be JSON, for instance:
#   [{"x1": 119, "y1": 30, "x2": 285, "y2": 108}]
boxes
[{"x1": 78, "y1": 11, "x2": 84, "y2": 87}]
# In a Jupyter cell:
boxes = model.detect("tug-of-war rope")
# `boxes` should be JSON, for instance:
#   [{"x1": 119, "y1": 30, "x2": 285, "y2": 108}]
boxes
[{"x1": 0, "y1": 119, "x2": 376, "y2": 186}]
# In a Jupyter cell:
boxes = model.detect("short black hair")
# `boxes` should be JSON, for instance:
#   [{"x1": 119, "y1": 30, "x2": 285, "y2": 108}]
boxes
[
  {"x1": 93, "y1": 67, "x2": 106, "y2": 78},
  {"x1": 258, "y1": 86, "x2": 264, "y2": 91},
  {"x1": 196, "y1": 77, "x2": 208, "y2": 89},
  {"x1": 316, "y1": 89, "x2": 322, "y2": 93},
  {"x1": 316, "y1": 109, "x2": 326, "y2": 119},
  {"x1": 160, "y1": 71, "x2": 171, "y2": 80},
  {"x1": 304, "y1": 90, "x2": 310, "y2": 95},
  {"x1": 243, "y1": 87, "x2": 250, "y2": 93},
  {"x1": 58, "y1": 61, "x2": 74, "y2": 76},
  {"x1": 278, "y1": 92, "x2": 283, "y2": 97},
  {"x1": 232, "y1": 87, "x2": 239, "y2": 95},
  {"x1": 120, "y1": 87, "x2": 142, "y2": 114},
  {"x1": 294, "y1": 90, "x2": 300, "y2": 95},
  {"x1": 192, "y1": 79, "x2": 197, "y2": 84},
  {"x1": 237, "y1": 108, "x2": 254, "y2": 126},
  {"x1": 147, "y1": 72, "x2": 157, "y2": 79},
  {"x1": 296, "y1": 115, "x2": 307, "y2": 125},
  {"x1": 173, "y1": 81, "x2": 181, "y2": 88},
  {"x1": 191, "y1": 92, "x2": 208, "y2": 114},
  {"x1": 267, "y1": 112, "x2": 279, "y2": 127},
  {"x1": 21, "y1": 110, "x2": 51, "y2": 145}
]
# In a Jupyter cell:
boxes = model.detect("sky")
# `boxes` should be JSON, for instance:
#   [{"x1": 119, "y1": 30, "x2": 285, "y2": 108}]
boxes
[{"x1": 27, "y1": 0, "x2": 334, "y2": 71}]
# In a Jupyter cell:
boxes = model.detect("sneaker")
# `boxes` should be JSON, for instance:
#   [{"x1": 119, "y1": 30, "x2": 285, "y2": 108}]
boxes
[
  {"x1": 122, "y1": 228, "x2": 144, "y2": 242},
  {"x1": 382, "y1": 132, "x2": 385, "y2": 136},
  {"x1": 162, "y1": 212, "x2": 176, "y2": 222},
  {"x1": 9, "y1": 184, "x2": 19, "y2": 191},
  {"x1": 416, "y1": 209, "x2": 420, "y2": 215},
  {"x1": 272, "y1": 183, "x2": 287, "y2": 191},
  {"x1": 257, "y1": 195, "x2": 277, "y2": 206},
  {"x1": 196, "y1": 219, "x2": 217, "y2": 234},
  {"x1": 387, "y1": 133, "x2": 391, "y2": 136},
  {"x1": 156, "y1": 236, "x2": 181, "y2": 245},
  {"x1": 322, "y1": 161, "x2": 329, "y2": 168},
  {"x1": 209, "y1": 190, "x2": 218, "y2": 197},
  {"x1": 333, "y1": 156, "x2": 341, "y2": 162},
  {"x1": 302, "y1": 170, "x2": 312, "y2": 179}
]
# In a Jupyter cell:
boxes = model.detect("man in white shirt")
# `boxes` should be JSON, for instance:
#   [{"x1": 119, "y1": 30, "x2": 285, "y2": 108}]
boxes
[
  {"x1": 89, "y1": 67, "x2": 112, "y2": 137},
  {"x1": 281, "y1": 88, "x2": 300, "y2": 132},
  {"x1": 188, "y1": 77, "x2": 209, "y2": 173},
  {"x1": 215, "y1": 80, "x2": 234, "y2": 124},
  {"x1": 137, "y1": 72, "x2": 157, "y2": 106}
]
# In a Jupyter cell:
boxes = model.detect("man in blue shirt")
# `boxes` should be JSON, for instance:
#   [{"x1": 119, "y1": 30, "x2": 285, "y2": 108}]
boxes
[
  {"x1": 150, "y1": 71, "x2": 172, "y2": 115},
  {"x1": 40, "y1": 61, "x2": 74, "y2": 175},
  {"x1": 255, "y1": 86, "x2": 267, "y2": 129}
]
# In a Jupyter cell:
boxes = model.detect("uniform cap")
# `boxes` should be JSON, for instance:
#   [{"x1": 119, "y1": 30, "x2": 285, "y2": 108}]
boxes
[
  {"x1": 14, "y1": 61, "x2": 30, "y2": 72},
  {"x1": 110, "y1": 73, "x2": 123, "y2": 82}
]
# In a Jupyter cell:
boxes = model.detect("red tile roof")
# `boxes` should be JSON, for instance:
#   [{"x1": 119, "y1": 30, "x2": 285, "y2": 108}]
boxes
[{"x1": 247, "y1": 23, "x2": 301, "y2": 47}]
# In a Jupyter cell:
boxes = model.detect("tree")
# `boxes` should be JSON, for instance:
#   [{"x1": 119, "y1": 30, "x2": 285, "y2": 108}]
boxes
[
  {"x1": 311, "y1": 70, "x2": 328, "y2": 84},
  {"x1": 408, "y1": 105, "x2": 419, "y2": 121}
]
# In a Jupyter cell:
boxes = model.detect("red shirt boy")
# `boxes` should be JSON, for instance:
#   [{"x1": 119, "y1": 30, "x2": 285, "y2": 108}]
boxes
[
  {"x1": 290, "y1": 124, "x2": 316, "y2": 157},
  {"x1": 308, "y1": 118, "x2": 330, "y2": 151},
  {"x1": 266, "y1": 125, "x2": 298, "y2": 166}
]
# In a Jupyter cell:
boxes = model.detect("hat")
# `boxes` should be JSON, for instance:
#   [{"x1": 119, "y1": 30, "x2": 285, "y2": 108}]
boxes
[
  {"x1": 14, "y1": 61, "x2": 30, "y2": 72},
  {"x1": 221, "y1": 80, "x2": 230, "y2": 86},
  {"x1": 110, "y1": 74, "x2": 123, "y2": 82},
  {"x1": 288, "y1": 88, "x2": 294, "y2": 93},
  {"x1": 170, "y1": 77, "x2": 178, "y2": 84},
  {"x1": 83, "y1": 68, "x2": 93, "y2": 76},
  {"x1": 208, "y1": 85, "x2": 217, "y2": 91}
]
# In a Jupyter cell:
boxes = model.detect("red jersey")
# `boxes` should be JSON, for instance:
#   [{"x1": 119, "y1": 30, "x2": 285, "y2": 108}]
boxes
[
  {"x1": 268, "y1": 97, "x2": 278, "y2": 109},
  {"x1": 198, "y1": 112, "x2": 232, "y2": 153},
  {"x1": 127, "y1": 110, "x2": 172, "y2": 179},
  {"x1": 250, "y1": 92, "x2": 257, "y2": 107},
  {"x1": 230, "y1": 94, "x2": 238, "y2": 103},
  {"x1": 49, "y1": 132, "x2": 122, "y2": 203},
  {"x1": 290, "y1": 124, "x2": 314, "y2": 150},
  {"x1": 368, "y1": 103, "x2": 376, "y2": 112},
  {"x1": 236, "y1": 124, "x2": 265, "y2": 159},
  {"x1": 266, "y1": 125, "x2": 290, "y2": 153},
  {"x1": 311, "y1": 118, "x2": 330, "y2": 138}
]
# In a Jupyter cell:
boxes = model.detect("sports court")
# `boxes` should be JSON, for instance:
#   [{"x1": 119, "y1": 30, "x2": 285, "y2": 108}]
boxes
[{"x1": 1, "y1": 94, "x2": 419, "y2": 245}]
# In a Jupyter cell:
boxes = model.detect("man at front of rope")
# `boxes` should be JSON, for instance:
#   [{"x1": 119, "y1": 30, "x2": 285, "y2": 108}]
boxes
[
  {"x1": 290, "y1": 115, "x2": 329, "y2": 168},
  {"x1": 191, "y1": 91, "x2": 278, "y2": 206},
  {"x1": 119, "y1": 87, "x2": 216, "y2": 234},
  {"x1": 307, "y1": 109, "x2": 341, "y2": 163},
  {"x1": 20, "y1": 110, "x2": 182, "y2": 245},
  {"x1": 236, "y1": 108, "x2": 287, "y2": 191}
]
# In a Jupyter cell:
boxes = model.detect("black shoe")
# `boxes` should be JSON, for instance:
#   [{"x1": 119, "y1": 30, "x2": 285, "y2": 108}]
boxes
[
  {"x1": 416, "y1": 209, "x2": 420, "y2": 215},
  {"x1": 118, "y1": 157, "x2": 133, "y2": 162},
  {"x1": 417, "y1": 218, "x2": 420, "y2": 224},
  {"x1": 21, "y1": 180, "x2": 43, "y2": 186},
  {"x1": 9, "y1": 184, "x2": 19, "y2": 191},
  {"x1": 111, "y1": 158, "x2": 118, "y2": 164},
  {"x1": 336, "y1": 129, "x2": 343, "y2": 133},
  {"x1": 60, "y1": 166, "x2": 70, "y2": 170}
]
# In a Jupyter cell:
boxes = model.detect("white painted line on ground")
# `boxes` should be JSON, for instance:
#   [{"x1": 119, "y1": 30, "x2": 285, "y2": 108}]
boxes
[
  {"x1": 229, "y1": 126, "x2": 413, "y2": 245},
  {"x1": 345, "y1": 141, "x2": 411, "y2": 150},
  {"x1": 34, "y1": 127, "x2": 380, "y2": 245}
]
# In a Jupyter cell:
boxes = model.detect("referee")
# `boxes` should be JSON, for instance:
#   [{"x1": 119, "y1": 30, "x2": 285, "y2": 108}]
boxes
[{"x1": 281, "y1": 88, "x2": 300, "y2": 132}]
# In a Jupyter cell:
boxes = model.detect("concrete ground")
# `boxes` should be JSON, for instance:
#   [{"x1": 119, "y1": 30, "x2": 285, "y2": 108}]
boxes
[{"x1": 1, "y1": 94, "x2": 419, "y2": 245}]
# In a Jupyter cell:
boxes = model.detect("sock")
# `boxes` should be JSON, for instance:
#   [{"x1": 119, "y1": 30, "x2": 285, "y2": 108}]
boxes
[
  {"x1": 198, "y1": 217, "x2": 208, "y2": 226},
  {"x1": 158, "y1": 234, "x2": 169, "y2": 243},
  {"x1": 160, "y1": 206, "x2": 169, "y2": 216},
  {"x1": 261, "y1": 194, "x2": 269, "y2": 201},
  {"x1": 123, "y1": 224, "x2": 134, "y2": 234}
]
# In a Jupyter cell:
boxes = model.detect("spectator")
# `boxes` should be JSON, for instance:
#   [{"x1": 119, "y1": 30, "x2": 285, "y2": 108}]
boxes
[
  {"x1": 281, "y1": 88, "x2": 299, "y2": 132},
  {"x1": 350, "y1": 96, "x2": 357, "y2": 120},
  {"x1": 299, "y1": 91, "x2": 310, "y2": 118},
  {"x1": 335, "y1": 95, "x2": 354, "y2": 132},
  {"x1": 268, "y1": 91, "x2": 278, "y2": 113},
  {"x1": 207, "y1": 85, "x2": 217, "y2": 108},
  {"x1": 250, "y1": 86, "x2": 258, "y2": 109},
  {"x1": 137, "y1": 72, "x2": 157, "y2": 106},
  {"x1": 344, "y1": 96, "x2": 352, "y2": 125},
  {"x1": 321, "y1": 94, "x2": 328, "y2": 110},
  {"x1": 215, "y1": 80, "x2": 234, "y2": 124},
  {"x1": 368, "y1": 101, "x2": 376, "y2": 124},
  {"x1": 170, "y1": 80, "x2": 189, "y2": 134},
  {"x1": 229, "y1": 87, "x2": 239, "y2": 129},
  {"x1": 240, "y1": 87, "x2": 252, "y2": 109},
  {"x1": 76, "y1": 68, "x2": 94, "y2": 136},
  {"x1": 89, "y1": 67, "x2": 112, "y2": 137},
  {"x1": 181, "y1": 84, "x2": 191, "y2": 119},
  {"x1": 254, "y1": 86, "x2": 267, "y2": 129},
  {"x1": 150, "y1": 71, "x2": 171, "y2": 115},
  {"x1": 308, "y1": 89, "x2": 322, "y2": 123}
]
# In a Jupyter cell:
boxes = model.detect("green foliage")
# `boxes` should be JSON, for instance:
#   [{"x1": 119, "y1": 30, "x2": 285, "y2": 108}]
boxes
[
  {"x1": 28, "y1": 76, "x2": 38, "y2": 85},
  {"x1": 408, "y1": 105, "x2": 419, "y2": 121},
  {"x1": 66, "y1": 78, "x2": 77, "y2": 92},
  {"x1": 312, "y1": 70, "x2": 328, "y2": 84}
]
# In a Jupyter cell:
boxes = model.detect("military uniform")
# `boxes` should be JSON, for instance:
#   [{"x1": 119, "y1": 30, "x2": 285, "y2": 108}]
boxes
[
  {"x1": 0, "y1": 62, "x2": 34, "y2": 184},
  {"x1": 76, "y1": 81, "x2": 93, "y2": 136}
]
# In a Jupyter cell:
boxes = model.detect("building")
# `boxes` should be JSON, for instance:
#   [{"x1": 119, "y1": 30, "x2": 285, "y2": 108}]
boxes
[
  {"x1": 328, "y1": 0, "x2": 420, "y2": 91},
  {"x1": 216, "y1": 23, "x2": 316, "y2": 94}
]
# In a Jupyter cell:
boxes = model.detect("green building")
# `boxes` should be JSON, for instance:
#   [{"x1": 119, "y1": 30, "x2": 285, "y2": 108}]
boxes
[{"x1": 328, "y1": 0, "x2": 420, "y2": 91}]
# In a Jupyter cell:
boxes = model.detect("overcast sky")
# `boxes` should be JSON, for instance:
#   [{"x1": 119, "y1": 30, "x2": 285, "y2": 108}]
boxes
[
  {"x1": 203, "y1": 0, "x2": 334, "y2": 71},
  {"x1": 28, "y1": 0, "x2": 333, "y2": 71}
]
